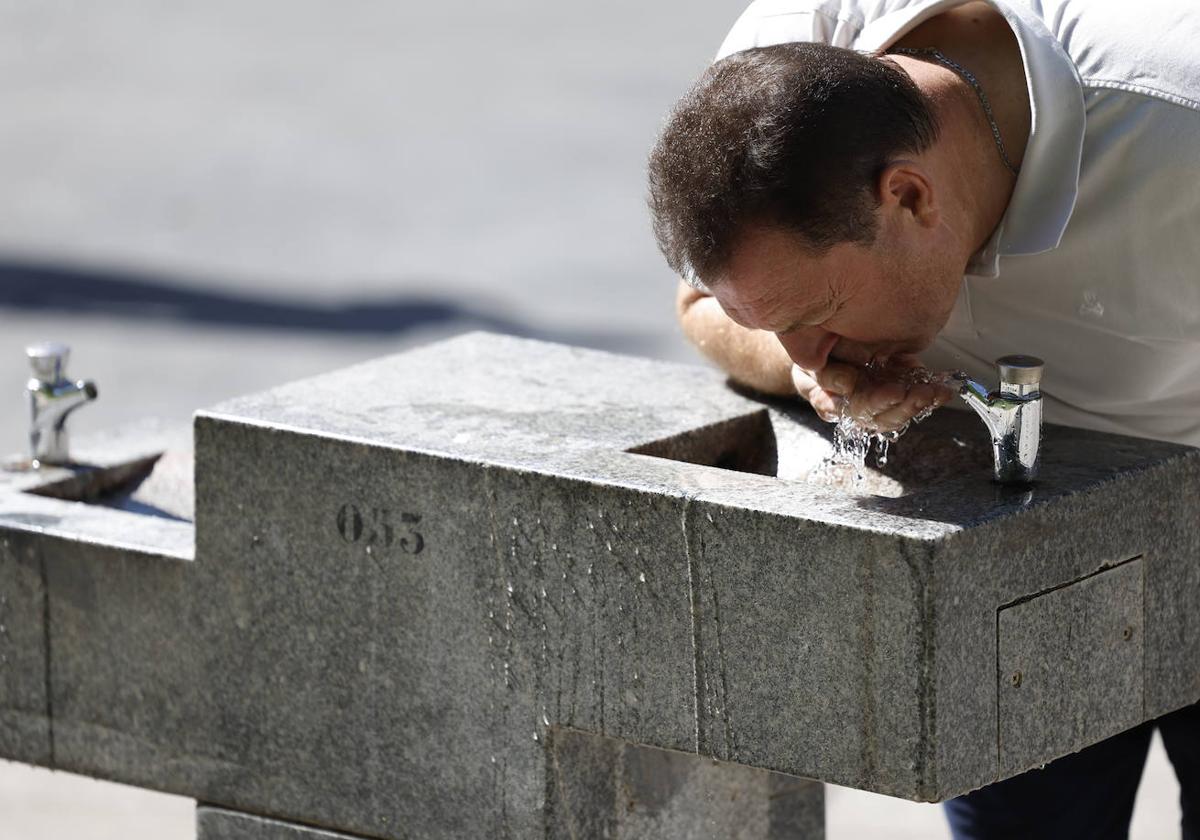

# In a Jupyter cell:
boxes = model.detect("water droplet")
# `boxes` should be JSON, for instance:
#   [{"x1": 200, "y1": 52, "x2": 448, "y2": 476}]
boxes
[
  {"x1": 705, "y1": 512, "x2": 714, "y2": 523},
  {"x1": 365, "y1": 545, "x2": 372, "y2": 555},
  {"x1": 551, "y1": 543, "x2": 558, "y2": 551},
  {"x1": 542, "y1": 711, "x2": 551, "y2": 726},
  {"x1": 877, "y1": 439, "x2": 890, "y2": 467},
  {"x1": 605, "y1": 541, "x2": 612, "y2": 552},
  {"x1": 638, "y1": 572, "x2": 646, "y2": 583},
  {"x1": 512, "y1": 517, "x2": 518, "y2": 526},
  {"x1": 1079, "y1": 289, "x2": 1105, "y2": 318},
  {"x1": 532, "y1": 732, "x2": 540, "y2": 742}
]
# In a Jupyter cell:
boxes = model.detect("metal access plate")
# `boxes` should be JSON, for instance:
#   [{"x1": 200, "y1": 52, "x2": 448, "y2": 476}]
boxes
[{"x1": 997, "y1": 557, "x2": 1144, "y2": 775}]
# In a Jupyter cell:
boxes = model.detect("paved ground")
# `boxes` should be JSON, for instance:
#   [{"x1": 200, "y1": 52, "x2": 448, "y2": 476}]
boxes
[{"x1": 0, "y1": 1, "x2": 1184, "y2": 836}]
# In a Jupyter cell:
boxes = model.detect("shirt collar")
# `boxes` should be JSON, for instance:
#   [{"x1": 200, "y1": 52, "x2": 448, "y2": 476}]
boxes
[{"x1": 859, "y1": 0, "x2": 1087, "y2": 276}]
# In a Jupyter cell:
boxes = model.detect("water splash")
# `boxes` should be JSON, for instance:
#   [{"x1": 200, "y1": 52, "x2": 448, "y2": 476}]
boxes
[{"x1": 825, "y1": 362, "x2": 963, "y2": 476}]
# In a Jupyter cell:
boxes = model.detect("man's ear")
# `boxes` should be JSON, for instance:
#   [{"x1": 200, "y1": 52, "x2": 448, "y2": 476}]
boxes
[{"x1": 876, "y1": 161, "x2": 939, "y2": 230}]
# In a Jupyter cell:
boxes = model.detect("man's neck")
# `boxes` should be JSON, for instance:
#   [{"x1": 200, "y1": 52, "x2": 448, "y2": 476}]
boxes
[{"x1": 890, "y1": 1, "x2": 1031, "y2": 258}]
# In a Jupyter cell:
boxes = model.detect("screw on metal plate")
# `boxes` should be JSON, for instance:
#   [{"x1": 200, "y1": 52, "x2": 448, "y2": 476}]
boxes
[
  {"x1": 1011, "y1": 670, "x2": 1023, "y2": 688},
  {"x1": 1122, "y1": 626, "x2": 1134, "y2": 641}
]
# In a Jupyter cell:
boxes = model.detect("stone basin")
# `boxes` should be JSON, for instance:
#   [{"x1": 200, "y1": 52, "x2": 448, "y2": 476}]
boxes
[
  {"x1": 629, "y1": 398, "x2": 994, "y2": 499},
  {"x1": 3, "y1": 421, "x2": 194, "y2": 522}
]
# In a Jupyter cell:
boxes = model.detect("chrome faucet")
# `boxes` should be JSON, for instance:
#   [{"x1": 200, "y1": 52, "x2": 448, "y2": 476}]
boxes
[
  {"x1": 26, "y1": 342, "x2": 98, "y2": 466},
  {"x1": 956, "y1": 355, "x2": 1044, "y2": 484}
]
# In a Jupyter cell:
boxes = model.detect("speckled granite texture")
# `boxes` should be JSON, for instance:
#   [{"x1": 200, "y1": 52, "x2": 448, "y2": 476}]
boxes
[
  {"x1": 0, "y1": 528, "x2": 50, "y2": 767},
  {"x1": 1, "y1": 332, "x2": 1198, "y2": 839}
]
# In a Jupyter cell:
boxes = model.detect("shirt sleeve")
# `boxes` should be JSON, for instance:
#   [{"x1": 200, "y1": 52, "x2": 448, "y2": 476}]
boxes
[{"x1": 715, "y1": 0, "x2": 866, "y2": 60}]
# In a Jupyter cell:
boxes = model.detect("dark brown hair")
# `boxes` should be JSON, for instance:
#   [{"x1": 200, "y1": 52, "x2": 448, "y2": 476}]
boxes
[{"x1": 647, "y1": 42, "x2": 939, "y2": 285}]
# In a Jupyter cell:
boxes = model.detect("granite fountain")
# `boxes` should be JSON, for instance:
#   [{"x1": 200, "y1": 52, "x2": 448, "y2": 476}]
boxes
[{"x1": 2, "y1": 332, "x2": 1198, "y2": 839}]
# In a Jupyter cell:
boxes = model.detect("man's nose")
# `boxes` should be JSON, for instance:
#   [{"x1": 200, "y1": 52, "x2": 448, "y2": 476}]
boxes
[{"x1": 775, "y1": 327, "x2": 839, "y2": 371}]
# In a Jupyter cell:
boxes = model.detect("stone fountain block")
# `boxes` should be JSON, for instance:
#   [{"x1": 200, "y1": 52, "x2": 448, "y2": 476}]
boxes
[{"x1": 2, "y1": 331, "x2": 1198, "y2": 839}]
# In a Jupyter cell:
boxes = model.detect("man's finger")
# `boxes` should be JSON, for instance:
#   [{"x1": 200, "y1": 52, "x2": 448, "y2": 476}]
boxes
[
  {"x1": 812, "y1": 361, "x2": 861, "y2": 397},
  {"x1": 870, "y1": 400, "x2": 933, "y2": 431},
  {"x1": 848, "y1": 380, "x2": 906, "y2": 421},
  {"x1": 865, "y1": 382, "x2": 955, "y2": 431},
  {"x1": 808, "y1": 388, "x2": 844, "y2": 423},
  {"x1": 789, "y1": 367, "x2": 840, "y2": 421}
]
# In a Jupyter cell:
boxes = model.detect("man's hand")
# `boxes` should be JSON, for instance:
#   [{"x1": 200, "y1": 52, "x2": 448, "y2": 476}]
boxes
[
  {"x1": 676, "y1": 280, "x2": 954, "y2": 430},
  {"x1": 791, "y1": 355, "x2": 955, "y2": 432}
]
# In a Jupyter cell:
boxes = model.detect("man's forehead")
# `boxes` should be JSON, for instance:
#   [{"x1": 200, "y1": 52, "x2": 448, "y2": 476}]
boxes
[
  {"x1": 713, "y1": 267, "x2": 805, "y2": 331},
  {"x1": 721, "y1": 230, "x2": 817, "y2": 304}
]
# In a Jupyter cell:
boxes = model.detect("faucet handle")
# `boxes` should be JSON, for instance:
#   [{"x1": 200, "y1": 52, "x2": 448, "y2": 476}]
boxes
[
  {"x1": 996, "y1": 355, "x2": 1044, "y2": 390},
  {"x1": 26, "y1": 341, "x2": 71, "y2": 383}
]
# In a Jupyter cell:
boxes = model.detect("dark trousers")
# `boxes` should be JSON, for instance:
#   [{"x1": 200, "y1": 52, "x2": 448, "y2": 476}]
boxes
[{"x1": 944, "y1": 701, "x2": 1200, "y2": 840}]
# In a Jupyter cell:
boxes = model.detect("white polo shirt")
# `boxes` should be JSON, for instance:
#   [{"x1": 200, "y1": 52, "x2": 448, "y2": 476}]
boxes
[{"x1": 715, "y1": 0, "x2": 1200, "y2": 446}]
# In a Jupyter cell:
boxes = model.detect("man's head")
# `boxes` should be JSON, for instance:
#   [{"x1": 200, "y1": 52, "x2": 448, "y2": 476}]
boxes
[{"x1": 648, "y1": 43, "x2": 968, "y2": 369}]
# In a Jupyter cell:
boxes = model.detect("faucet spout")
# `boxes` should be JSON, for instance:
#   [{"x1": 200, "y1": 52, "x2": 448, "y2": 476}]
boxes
[
  {"x1": 957, "y1": 376, "x2": 1007, "y2": 439},
  {"x1": 34, "y1": 380, "x2": 98, "y2": 427},
  {"x1": 26, "y1": 343, "x2": 99, "y2": 466},
  {"x1": 955, "y1": 356, "x2": 1044, "y2": 484}
]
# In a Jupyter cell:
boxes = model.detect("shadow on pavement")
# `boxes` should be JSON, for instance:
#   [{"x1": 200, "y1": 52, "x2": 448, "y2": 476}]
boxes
[
  {"x1": 0, "y1": 260, "x2": 526, "y2": 334},
  {"x1": 0, "y1": 259, "x2": 658, "y2": 353}
]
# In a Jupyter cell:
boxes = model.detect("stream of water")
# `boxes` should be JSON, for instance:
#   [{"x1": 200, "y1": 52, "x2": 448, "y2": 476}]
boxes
[{"x1": 825, "y1": 362, "x2": 964, "y2": 476}]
